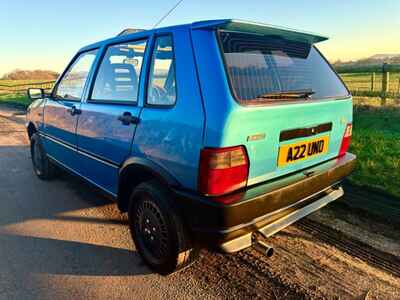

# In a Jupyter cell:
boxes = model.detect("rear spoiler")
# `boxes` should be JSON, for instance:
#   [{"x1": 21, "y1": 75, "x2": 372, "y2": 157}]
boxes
[
  {"x1": 191, "y1": 19, "x2": 328, "y2": 44},
  {"x1": 117, "y1": 28, "x2": 145, "y2": 36}
]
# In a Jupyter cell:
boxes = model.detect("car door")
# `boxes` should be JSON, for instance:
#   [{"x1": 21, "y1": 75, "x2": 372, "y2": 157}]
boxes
[
  {"x1": 75, "y1": 39, "x2": 148, "y2": 195},
  {"x1": 42, "y1": 49, "x2": 98, "y2": 170},
  {"x1": 133, "y1": 33, "x2": 205, "y2": 191}
]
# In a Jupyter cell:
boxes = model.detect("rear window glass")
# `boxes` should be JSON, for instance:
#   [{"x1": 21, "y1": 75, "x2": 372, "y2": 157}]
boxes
[{"x1": 219, "y1": 31, "x2": 349, "y2": 103}]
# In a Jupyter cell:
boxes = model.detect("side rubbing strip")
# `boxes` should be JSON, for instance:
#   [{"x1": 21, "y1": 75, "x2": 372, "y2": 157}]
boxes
[{"x1": 280, "y1": 122, "x2": 332, "y2": 142}]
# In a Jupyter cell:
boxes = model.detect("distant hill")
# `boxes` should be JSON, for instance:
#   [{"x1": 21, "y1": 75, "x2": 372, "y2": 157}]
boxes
[
  {"x1": 368, "y1": 54, "x2": 400, "y2": 60},
  {"x1": 1, "y1": 69, "x2": 59, "y2": 80},
  {"x1": 333, "y1": 54, "x2": 400, "y2": 73}
]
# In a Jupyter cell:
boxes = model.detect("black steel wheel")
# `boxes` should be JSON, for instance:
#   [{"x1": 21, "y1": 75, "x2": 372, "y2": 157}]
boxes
[
  {"x1": 30, "y1": 133, "x2": 57, "y2": 180},
  {"x1": 134, "y1": 196, "x2": 170, "y2": 265},
  {"x1": 128, "y1": 180, "x2": 199, "y2": 275}
]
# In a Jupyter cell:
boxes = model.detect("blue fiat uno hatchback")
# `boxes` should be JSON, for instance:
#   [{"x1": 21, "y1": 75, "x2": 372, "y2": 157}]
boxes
[{"x1": 26, "y1": 20, "x2": 356, "y2": 274}]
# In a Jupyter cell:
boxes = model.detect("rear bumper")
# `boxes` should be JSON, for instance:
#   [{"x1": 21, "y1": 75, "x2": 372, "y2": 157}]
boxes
[{"x1": 173, "y1": 153, "x2": 356, "y2": 251}]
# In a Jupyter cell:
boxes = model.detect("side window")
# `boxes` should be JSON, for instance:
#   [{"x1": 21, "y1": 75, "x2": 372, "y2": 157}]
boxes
[
  {"x1": 91, "y1": 39, "x2": 147, "y2": 103},
  {"x1": 55, "y1": 50, "x2": 98, "y2": 100},
  {"x1": 147, "y1": 35, "x2": 176, "y2": 106}
]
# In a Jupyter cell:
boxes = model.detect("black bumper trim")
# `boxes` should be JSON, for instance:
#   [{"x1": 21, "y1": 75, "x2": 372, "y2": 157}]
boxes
[{"x1": 173, "y1": 153, "x2": 356, "y2": 244}]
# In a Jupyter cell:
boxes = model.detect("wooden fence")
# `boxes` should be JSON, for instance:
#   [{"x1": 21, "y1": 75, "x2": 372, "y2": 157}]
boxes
[
  {"x1": 1, "y1": 74, "x2": 399, "y2": 106},
  {"x1": 0, "y1": 80, "x2": 55, "y2": 94},
  {"x1": 340, "y1": 71, "x2": 400, "y2": 104}
]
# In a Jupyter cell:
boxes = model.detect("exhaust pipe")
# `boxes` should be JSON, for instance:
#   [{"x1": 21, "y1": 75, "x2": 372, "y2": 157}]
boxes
[{"x1": 252, "y1": 236, "x2": 274, "y2": 257}]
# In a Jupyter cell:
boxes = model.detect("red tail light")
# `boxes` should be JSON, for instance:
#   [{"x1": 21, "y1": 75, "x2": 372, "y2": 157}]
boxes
[
  {"x1": 198, "y1": 146, "x2": 249, "y2": 197},
  {"x1": 339, "y1": 123, "x2": 352, "y2": 157}
]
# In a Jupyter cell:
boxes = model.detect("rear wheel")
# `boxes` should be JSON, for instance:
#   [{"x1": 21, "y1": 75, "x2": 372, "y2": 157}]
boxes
[
  {"x1": 30, "y1": 133, "x2": 57, "y2": 180},
  {"x1": 128, "y1": 180, "x2": 199, "y2": 275}
]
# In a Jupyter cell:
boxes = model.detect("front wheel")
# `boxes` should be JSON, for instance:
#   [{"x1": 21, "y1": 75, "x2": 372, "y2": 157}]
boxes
[
  {"x1": 128, "y1": 180, "x2": 199, "y2": 275},
  {"x1": 30, "y1": 133, "x2": 57, "y2": 180}
]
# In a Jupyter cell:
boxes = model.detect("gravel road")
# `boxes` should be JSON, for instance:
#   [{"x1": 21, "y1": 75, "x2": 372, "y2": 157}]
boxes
[{"x1": 0, "y1": 105, "x2": 399, "y2": 300}]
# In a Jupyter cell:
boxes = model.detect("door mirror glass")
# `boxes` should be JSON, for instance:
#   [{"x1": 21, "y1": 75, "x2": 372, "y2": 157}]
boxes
[{"x1": 27, "y1": 88, "x2": 44, "y2": 101}]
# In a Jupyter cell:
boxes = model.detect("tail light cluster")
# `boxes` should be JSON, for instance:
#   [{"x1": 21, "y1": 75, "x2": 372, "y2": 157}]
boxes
[
  {"x1": 198, "y1": 146, "x2": 249, "y2": 197},
  {"x1": 339, "y1": 123, "x2": 352, "y2": 157}
]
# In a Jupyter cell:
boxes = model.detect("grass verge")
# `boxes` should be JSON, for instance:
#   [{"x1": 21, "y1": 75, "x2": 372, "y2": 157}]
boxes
[
  {"x1": 0, "y1": 93, "x2": 30, "y2": 108},
  {"x1": 349, "y1": 104, "x2": 400, "y2": 198}
]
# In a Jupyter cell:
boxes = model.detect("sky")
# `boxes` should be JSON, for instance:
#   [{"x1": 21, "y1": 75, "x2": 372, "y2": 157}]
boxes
[{"x1": 1, "y1": 0, "x2": 399, "y2": 76}]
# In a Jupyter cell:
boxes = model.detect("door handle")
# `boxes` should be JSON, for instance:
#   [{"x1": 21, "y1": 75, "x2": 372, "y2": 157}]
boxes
[
  {"x1": 118, "y1": 112, "x2": 140, "y2": 125},
  {"x1": 67, "y1": 105, "x2": 81, "y2": 116}
]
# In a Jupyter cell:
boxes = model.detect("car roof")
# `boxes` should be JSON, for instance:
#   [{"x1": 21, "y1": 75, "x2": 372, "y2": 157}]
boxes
[{"x1": 79, "y1": 19, "x2": 328, "y2": 52}]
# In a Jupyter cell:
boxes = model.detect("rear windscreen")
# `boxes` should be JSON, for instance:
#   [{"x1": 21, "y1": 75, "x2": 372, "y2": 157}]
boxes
[{"x1": 218, "y1": 31, "x2": 349, "y2": 103}]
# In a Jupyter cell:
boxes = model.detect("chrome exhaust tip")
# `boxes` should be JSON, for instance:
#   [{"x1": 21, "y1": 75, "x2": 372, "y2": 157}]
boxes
[{"x1": 253, "y1": 237, "x2": 274, "y2": 257}]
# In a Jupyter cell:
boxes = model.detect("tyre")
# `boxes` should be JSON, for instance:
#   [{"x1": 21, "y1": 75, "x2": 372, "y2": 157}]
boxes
[
  {"x1": 30, "y1": 133, "x2": 57, "y2": 180},
  {"x1": 128, "y1": 180, "x2": 199, "y2": 275}
]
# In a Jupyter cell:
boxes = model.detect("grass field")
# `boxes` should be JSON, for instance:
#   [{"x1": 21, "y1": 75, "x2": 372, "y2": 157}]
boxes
[
  {"x1": 340, "y1": 72, "x2": 400, "y2": 94},
  {"x1": 352, "y1": 96, "x2": 399, "y2": 106},
  {"x1": 0, "y1": 93, "x2": 30, "y2": 108},
  {"x1": 349, "y1": 105, "x2": 400, "y2": 198}
]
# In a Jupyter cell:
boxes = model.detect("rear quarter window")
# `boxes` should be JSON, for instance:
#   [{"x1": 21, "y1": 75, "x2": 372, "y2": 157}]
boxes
[
  {"x1": 218, "y1": 31, "x2": 349, "y2": 104},
  {"x1": 147, "y1": 35, "x2": 177, "y2": 106}
]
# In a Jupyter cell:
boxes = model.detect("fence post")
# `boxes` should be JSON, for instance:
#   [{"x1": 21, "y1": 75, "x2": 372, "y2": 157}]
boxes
[
  {"x1": 371, "y1": 72, "x2": 375, "y2": 91},
  {"x1": 381, "y1": 71, "x2": 389, "y2": 106},
  {"x1": 398, "y1": 77, "x2": 400, "y2": 95}
]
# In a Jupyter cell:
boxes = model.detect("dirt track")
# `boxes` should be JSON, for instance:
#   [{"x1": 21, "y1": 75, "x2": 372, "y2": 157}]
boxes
[
  {"x1": 0, "y1": 105, "x2": 399, "y2": 300},
  {"x1": 189, "y1": 216, "x2": 400, "y2": 299}
]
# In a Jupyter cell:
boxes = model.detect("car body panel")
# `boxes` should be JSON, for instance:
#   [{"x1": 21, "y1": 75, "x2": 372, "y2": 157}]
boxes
[
  {"x1": 219, "y1": 98, "x2": 353, "y2": 186},
  {"x1": 132, "y1": 27, "x2": 205, "y2": 190},
  {"x1": 26, "y1": 98, "x2": 47, "y2": 133},
  {"x1": 42, "y1": 99, "x2": 81, "y2": 169},
  {"x1": 75, "y1": 102, "x2": 141, "y2": 194}
]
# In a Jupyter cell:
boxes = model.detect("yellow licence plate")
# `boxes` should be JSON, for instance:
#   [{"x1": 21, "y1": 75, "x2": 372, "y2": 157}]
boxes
[{"x1": 278, "y1": 136, "x2": 329, "y2": 167}]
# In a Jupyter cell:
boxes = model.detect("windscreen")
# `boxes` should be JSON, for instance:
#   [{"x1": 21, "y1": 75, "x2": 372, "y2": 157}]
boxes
[{"x1": 219, "y1": 31, "x2": 349, "y2": 102}]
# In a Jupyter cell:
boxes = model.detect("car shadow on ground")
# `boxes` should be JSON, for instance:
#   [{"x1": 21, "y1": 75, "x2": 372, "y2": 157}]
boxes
[
  {"x1": 0, "y1": 145, "x2": 151, "y2": 277},
  {"x1": 0, "y1": 234, "x2": 150, "y2": 276},
  {"x1": 0, "y1": 146, "x2": 121, "y2": 224}
]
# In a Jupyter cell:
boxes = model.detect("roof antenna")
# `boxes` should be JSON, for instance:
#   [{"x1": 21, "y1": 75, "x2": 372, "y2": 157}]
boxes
[{"x1": 152, "y1": 0, "x2": 185, "y2": 29}]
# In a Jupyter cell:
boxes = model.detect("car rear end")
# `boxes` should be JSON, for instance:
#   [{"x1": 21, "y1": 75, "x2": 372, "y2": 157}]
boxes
[{"x1": 176, "y1": 20, "x2": 356, "y2": 252}]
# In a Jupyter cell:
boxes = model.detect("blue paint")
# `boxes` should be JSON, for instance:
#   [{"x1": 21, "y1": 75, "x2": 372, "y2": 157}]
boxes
[{"x1": 26, "y1": 20, "x2": 352, "y2": 197}]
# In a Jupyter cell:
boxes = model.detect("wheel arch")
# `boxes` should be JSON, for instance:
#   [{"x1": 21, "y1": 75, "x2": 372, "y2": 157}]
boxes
[
  {"x1": 27, "y1": 122, "x2": 37, "y2": 139},
  {"x1": 117, "y1": 157, "x2": 180, "y2": 212}
]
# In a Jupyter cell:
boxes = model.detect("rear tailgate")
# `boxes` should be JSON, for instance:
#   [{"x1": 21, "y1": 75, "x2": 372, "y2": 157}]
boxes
[
  {"x1": 228, "y1": 98, "x2": 352, "y2": 186},
  {"x1": 193, "y1": 19, "x2": 352, "y2": 187}
]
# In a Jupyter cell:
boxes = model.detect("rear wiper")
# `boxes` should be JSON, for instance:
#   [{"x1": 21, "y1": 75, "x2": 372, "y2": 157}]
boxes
[{"x1": 256, "y1": 89, "x2": 315, "y2": 100}]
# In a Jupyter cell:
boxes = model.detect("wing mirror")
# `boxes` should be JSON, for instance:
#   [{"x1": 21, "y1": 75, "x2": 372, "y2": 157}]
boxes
[{"x1": 27, "y1": 88, "x2": 45, "y2": 101}]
